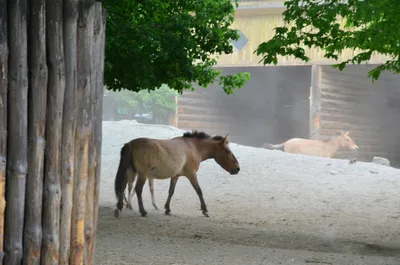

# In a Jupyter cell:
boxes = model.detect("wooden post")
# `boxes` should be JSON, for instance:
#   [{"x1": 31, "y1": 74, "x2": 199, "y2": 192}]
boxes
[
  {"x1": 23, "y1": 0, "x2": 48, "y2": 264},
  {"x1": 0, "y1": 0, "x2": 8, "y2": 262},
  {"x1": 4, "y1": 0, "x2": 29, "y2": 264},
  {"x1": 41, "y1": 0, "x2": 66, "y2": 264},
  {"x1": 87, "y1": 3, "x2": 105, "y2": 264},
  {"x1": 309, "y1": 65, "x2": 322, "y2": 140},
  {"x1": 59, "y1": 0, "x2": 78, "y2": 265},
  {"x1": 71, "y1": 2, "x2": 95, "y2": 264}
]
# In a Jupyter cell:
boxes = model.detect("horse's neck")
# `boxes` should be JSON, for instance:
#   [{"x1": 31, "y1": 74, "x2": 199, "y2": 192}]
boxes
[
  {"x1": 324, "y1": 137, "x2": 342, "y2": 156},
  {"x1": 194, "y1": 140, "x2": 216, "y2": 161}
]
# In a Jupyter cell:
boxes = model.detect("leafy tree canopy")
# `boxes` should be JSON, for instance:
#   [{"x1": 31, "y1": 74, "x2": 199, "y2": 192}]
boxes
[
  {"x1": 255, "y1": 0, "x2": 400, "y2": 80},
  {"x1": 102, "y1": 0, "x2": 250, "y2": 94}
]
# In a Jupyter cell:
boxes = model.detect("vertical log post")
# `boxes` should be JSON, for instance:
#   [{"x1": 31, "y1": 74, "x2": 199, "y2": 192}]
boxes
[
  {"x1": 90, "y1": 6, "x2": 106, "y2": 263},
  {"x1": 23, "y1": 0, "x2": 48, "y2": 264},
  {"x1": 309, "y1": 65, "x2": 322, "y2": 140},
  {"x1": 41, "y1": 0, "x2": 65, "y2": 264},
  {"x1": 0, "y1": 0, "x2": 8, "y2": 262},
  {"x1": 59, "y1": 0, "x2": 78, "y2": 265},
  {"x1": 71, "y1": 2, "x2": 95, "y2": 264},
  {"x1": 85, "y1": 2, "x2": 102, "y2": 262},
  {"x1": 4, "y1": 0, "x2": 29, "y2": 264}
]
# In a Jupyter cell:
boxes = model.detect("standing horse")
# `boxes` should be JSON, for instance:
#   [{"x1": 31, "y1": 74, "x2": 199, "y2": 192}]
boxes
[
  {"x1": 262, "y1": 131, "x2": 359, "y2": 158},
  {"x1": 114, "y1": 131, "x2": 240, "y2": 218}
]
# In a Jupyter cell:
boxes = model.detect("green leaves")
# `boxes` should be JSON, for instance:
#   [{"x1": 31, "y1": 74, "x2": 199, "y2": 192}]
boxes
[
  {"x1": 107, "y1": 84, "x2": 178, "y2": 118},
  {"x1": 103, "y1": 0, "x2": 249, "y2": 94},
  {"x1": 254, "y1": 0, "x2": 400, "y2": 81}
]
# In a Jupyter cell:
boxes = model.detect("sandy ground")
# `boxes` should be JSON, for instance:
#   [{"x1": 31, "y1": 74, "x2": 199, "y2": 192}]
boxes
[{"x1": 94, "y1": 120, "x2": 400, "y2": 265}]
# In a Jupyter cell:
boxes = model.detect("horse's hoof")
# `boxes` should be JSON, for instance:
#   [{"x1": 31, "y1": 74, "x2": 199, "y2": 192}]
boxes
[
  {"x1": 140, "y1": 211, "x2": 148, "y2": 217},
  {"x1": 165, "y1": 209, "x2": 171, "y2": 215},
  {"x1": 203, "y1": 212, "x2": 209, "y2": 217},
  {"x1": 114, "y1": 209, "x2": 120, "y2": 219},
  {"x1": 127, "y1": 204, "x2": 133, "y2": 210}
]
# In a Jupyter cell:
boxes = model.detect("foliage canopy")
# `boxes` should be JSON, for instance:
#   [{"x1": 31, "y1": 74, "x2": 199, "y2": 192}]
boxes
[
  {"x1": 102, "y1": 0, "x2": 250, "y2": 94},
  {"x1": 255, "y1": 0, "x2": 400, "y2": 80},
  {"x1": 106, "y1": 84, "x2": 178, "y2": 122}
]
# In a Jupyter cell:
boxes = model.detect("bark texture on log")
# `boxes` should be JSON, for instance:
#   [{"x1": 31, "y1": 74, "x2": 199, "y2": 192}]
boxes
[
  {"x1": 59, "y1": 0, "x2": 79, "y2": 265},
  {"x1": 86, "y1": 4, "x2": 105, "y2": 263},
  {"x1": 0, "y1": 0, "x2": 8, "y2": 262},
  {"x1": 4, "y1": 0, "x2": 29, "y2": 264},
  {"x1": 90, "y1": 5, "x2": 106, "y2": 262},
  {"x1": 23, "y1": 1, "x2": 48, "y2": 264},
  {"x1": 71, "y1": 3, "x2": 95, "y2": 265},
  {"x1": 41, "y1": 0, "x2": 65, "y2": 264}
]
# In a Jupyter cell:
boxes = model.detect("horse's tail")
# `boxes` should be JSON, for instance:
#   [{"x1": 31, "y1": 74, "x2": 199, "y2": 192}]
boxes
[
  {"x1": 262, "y1": 143, "x2": 284, "y2": 151},
  {"x1": 114, "y1": 143, "x2": 133, "y2": 211}
]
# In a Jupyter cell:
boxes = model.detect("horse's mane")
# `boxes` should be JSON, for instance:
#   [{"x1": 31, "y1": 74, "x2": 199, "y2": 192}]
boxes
[
  {"x1": 183, "y1": 130, "x2": 227, "y2": 142},
  {"x1": 323, "y1": 132, "x2": 342, "y2": 142}
]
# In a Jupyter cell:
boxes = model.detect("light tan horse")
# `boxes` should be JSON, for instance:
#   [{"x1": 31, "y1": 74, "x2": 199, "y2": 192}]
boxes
[
  {"x1": 114, "y1": 131, "x2": 240, "y2": 218},
  {"x1": 262, "y1": 131, "x2": 359, "y2": 158}
]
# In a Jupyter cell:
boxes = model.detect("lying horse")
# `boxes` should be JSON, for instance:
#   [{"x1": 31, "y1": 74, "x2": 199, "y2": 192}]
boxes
[
  {"x1": 114, "y1": 131, "x2": 240, "y2": 218},
  {"x1": 262, "y1": 131, "x2": 359, "y2": 158}
]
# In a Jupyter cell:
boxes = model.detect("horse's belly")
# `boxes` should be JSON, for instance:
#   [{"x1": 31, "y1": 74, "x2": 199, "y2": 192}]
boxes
[{"x1": 150, "y1": 162, "x2": 184, "y2": 179}]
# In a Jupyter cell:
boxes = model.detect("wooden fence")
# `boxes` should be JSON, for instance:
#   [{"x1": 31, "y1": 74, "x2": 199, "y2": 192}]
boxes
[
  {"x1": 0, "y1": 0, "x2": 106, "y2": 264},
  {"x1": 310, "y1": 65, "x2": 400, "y2": 164}
]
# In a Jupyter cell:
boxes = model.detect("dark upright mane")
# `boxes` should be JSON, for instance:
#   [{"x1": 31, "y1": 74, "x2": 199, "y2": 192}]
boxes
[{"x1": 183, "y1": 130, "x2": 227, "y2": 142}]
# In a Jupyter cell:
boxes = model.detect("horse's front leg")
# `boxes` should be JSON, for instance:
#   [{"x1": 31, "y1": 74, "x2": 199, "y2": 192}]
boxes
[
  {"x1": 148, "y1": 176, "x2": 158, "y2": 210},
  {"x1": 187, "y1": 173, "x2": 208, "y2": 217},
  {"x1": 135, "y1": 174, "x2": 148, "y2": 217},
  {"x1": 164, "y1": 176, "x2": 179, "y2": 215}
]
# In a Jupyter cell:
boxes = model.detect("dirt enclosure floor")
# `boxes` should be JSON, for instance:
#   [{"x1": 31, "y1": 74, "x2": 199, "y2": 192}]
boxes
[{"x1": 95, "y1": 121, "x2": 400, "y2": 265}]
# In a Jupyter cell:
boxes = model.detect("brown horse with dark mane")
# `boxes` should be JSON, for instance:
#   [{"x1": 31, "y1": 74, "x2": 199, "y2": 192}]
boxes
[{"x1": 114, "y1": 131, "x2": 240, "y2": 218}]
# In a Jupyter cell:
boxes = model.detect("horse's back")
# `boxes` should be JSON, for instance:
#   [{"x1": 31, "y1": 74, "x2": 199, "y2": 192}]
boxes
[
  {"x1": 129, "y1": 137, "x2": 191, "y2": 178},
  {"x1": 284, "y1": 138, "x2": 326, "y2": 156}
]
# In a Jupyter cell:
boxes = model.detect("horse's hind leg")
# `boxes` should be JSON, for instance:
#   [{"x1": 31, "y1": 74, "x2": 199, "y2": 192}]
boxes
[
  {"x1": 164, "y1": 176, "x2": 179, "y2": 215},
  {"x1": 148, "y1": 176, "x2": 158, "y2": 210},
  {"x1": 126, "y1": 179, "x2": 134, "y2": 210},
  {"x1": 187, "y1": 173, "x2": 209, "y2": 217},
  {"x1": 125, "y1": 168, "x2": 137, "y2": 210},
  {"x1": 135, "y1": 174, "x2": 148, "y2": 217}
]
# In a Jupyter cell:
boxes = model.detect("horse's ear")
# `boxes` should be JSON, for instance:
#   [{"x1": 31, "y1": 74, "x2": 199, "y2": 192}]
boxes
[{"x1": 220, "y1": 134, "x2": 229, "y2": 144}]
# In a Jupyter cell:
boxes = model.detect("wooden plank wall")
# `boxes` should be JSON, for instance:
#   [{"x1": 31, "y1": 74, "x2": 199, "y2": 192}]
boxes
[
  {"x1": 177, "y1": 66, "x2": 311, "y2": 147},
  {"x1": 177, "y1": 88, "x2": 235, "y2": 137},
  {"x1": 312, "y1": 65, "x2": 400, "y2": 165}
]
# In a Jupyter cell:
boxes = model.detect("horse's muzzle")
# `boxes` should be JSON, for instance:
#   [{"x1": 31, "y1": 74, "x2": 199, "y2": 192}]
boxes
[
  {"x1": 351, "y1": 145, "x2": 359, "y2": 151},
  {"x1": 230, "y1": 168, "x2": 240, "y2": 175}
]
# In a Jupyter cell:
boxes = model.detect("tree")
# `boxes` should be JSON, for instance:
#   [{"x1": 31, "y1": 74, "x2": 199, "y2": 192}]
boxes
[
  {"x1": 102, "y1": 0, "x2": 250, "y2": 94},
  {"x1": 255, "y1": 0, "x2": 400, "y2": 80},
  {"x1": 105, "y1": 84, "x2": 178, "y2": 124}
]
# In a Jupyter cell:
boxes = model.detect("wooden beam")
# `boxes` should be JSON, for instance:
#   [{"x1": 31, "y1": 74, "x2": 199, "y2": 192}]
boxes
[
  {"x1": 71, "y1": 2, "x2": 95, "y2": 265},
  {"x1": 90, "y1": 5, "x2": 106, "y2": 264},
  {"x1": 0, "y1": 0, "x2": 8, "y2": 261},
  {"x1": 309, "y1": 65, "x2": 321, "y2": 140},
  {"x1": 41, "y1": 0, "x2": 66, "y2": 263},
  {"x1": 4, "y1": 0, "x2": 28, "y2": 264},
  {"x1": 23, "y1": 0, "x2": 48, "y2": 264},
  {"x1": 59, "y1": 0, "x2": 79, "y2": 265}
]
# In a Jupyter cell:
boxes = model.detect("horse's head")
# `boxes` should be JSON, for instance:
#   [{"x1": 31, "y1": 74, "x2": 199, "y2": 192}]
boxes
[
  {"x1": 213, "y1": 135, "x2": 240, "y2": 175},
  {"x1": 339, "y1": 131, "x2": 359, "y2": 151}
]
